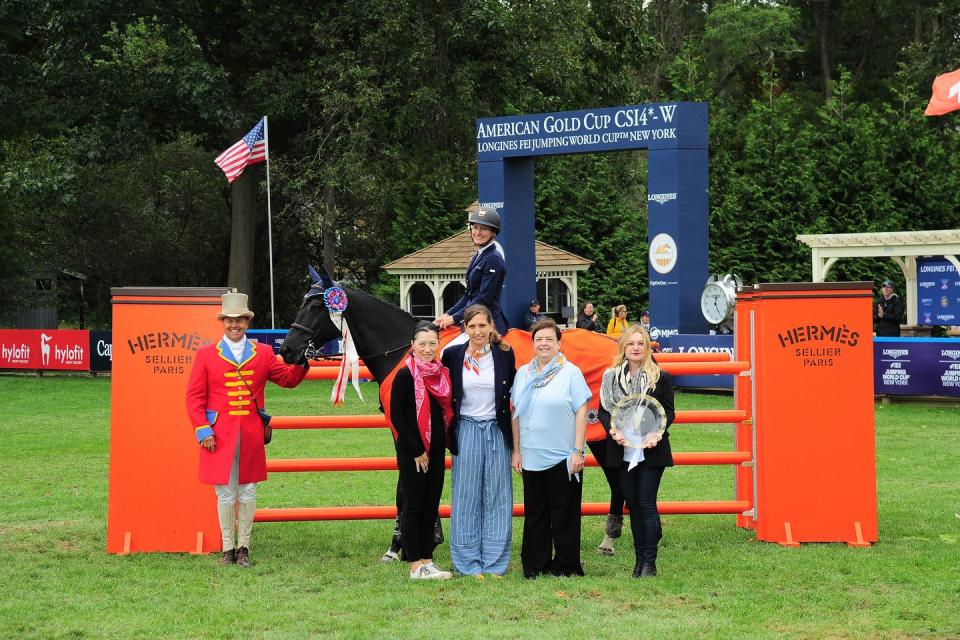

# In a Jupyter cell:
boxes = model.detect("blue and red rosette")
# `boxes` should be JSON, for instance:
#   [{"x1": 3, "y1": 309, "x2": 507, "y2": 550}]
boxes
[{"x1": 323, "y1": 287, "x2": 348, "y2": 312}]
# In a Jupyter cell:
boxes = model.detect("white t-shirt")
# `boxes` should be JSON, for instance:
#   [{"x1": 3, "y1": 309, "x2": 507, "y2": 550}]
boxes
[{"x1": 460, "y1": 352, "x2": 497, "y2": 420}]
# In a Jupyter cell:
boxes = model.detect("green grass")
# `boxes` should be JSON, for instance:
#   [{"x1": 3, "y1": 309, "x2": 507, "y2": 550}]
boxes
[{"x1": 0, "y1": 376, "x2": 958, "y2": 639}]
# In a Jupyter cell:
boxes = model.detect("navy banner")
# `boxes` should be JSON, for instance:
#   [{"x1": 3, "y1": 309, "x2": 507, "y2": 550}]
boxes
[
  {"x1": 874, "y1": 337, "x2": 960, "y2": 397},
  {"x1": 477, "y1": 102, "x2": 708, "y2": 335},
  {"x1": 89, "y1": 331, "x2": 113, "y2": 372},
  {"x1": 917, "y1": 257, "x2": 960, "y2": 326}
]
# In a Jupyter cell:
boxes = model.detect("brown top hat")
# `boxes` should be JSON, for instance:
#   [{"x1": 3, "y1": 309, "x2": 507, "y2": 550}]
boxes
[{"x1": 217, "y1": 292, "x2": 255, "y2": 319}]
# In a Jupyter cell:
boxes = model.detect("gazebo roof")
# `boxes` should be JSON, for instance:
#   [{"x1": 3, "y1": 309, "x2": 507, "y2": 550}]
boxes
[
  {"x1": 383, "y1": 230, "x2": 593, "y2": 272},
  {"x1": 796, "y1": 229, "x2": 960, "y2": 250}
]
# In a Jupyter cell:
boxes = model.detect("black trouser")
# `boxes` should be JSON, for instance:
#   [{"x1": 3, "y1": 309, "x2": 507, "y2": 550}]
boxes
[
  {"x1": 587, "y1": 439, "x2": 624, "y2": 516},
  {"x1": 396, "y1": 440, "x2": 445, "y2": 562},
  {"x1": 521, "y1": 461, "x2": 584, "y2": 578},
  {"x1": 618, "y1": 464, "x2": 665, "y2": 564}
]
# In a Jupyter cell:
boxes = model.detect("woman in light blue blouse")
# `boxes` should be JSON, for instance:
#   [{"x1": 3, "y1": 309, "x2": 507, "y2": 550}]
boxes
[{"x1": 511, "y1": 318, "x2": 592, "y2": 578}]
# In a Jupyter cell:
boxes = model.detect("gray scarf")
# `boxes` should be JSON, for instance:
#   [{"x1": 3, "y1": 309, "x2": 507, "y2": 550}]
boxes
[{"x1": 600, "y1": 361, "x2": 651, "y2": 413}]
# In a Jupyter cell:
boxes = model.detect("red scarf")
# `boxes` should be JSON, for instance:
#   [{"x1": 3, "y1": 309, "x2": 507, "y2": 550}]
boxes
[{"x1": 405, "y1": 355, "x2": 454, "y2": 451}]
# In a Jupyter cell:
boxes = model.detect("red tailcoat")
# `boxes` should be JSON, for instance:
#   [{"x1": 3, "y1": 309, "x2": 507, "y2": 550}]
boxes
[{"x1": 185, "y1": 338, "x2": 307, "y2": 484}]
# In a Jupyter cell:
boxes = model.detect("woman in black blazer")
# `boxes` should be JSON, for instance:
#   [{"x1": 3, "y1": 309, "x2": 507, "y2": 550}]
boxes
[
  {"x1": 389, "y1": 322, "x2": 455, "y2": 580},
  {"x1": 598, "y1": 324, "x2": 675, "y2": 578},
  {"x1": 441, "y1": 304, "x2": 516, "y2": 577}
]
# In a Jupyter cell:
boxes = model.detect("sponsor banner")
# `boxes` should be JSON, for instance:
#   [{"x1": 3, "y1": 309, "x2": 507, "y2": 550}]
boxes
[
  {"x1": 916, "y1": 257, "x2": 960, "y2": 325},
  {"x1": 247, "y1": 331, "x2": 341, "y2": 357},
  {"x1": 90, "y1": 331, "x2": 112, "y2": 372},
  {"x1": 246, "y1": 330, "x2": 286, "y2": 352},
  {"x1": 874, "y1": 337, "x2": 960, "y2": 397},
  {"x1": 476, "y1": 102, "x2": 706, "y2": 161},
  {"x1": 0, "y1": 330, "x2": 40, "y2": 369},
  {"x1": 0, "y1": 329, "x2": 89, "y2": 370},
  {"x1": 657, "y1": 333, "x2": 734, "y2": 389}
]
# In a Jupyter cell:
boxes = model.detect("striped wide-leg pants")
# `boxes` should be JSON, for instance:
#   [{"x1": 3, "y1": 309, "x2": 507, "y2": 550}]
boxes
[{"x1": 450, "y1": 416, "x2": 513, "y2": 575}]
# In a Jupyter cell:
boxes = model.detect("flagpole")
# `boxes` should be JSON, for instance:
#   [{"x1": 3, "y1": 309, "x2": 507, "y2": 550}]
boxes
[{"x1": 263, "y1": 115, "x2": 276, "y2": 329}]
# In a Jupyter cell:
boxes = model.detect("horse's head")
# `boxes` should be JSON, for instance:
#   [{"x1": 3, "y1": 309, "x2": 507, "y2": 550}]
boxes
[{"x1": 279, "y1": 264, "x2": 343, "y2": 364}]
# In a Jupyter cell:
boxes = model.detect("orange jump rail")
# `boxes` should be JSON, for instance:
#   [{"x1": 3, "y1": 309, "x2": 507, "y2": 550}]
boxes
[
  {"x1": 255, "y1": 500, "x2": 753, "y2": 522},
  {"x1": 270, "y1": 409, "x2": 748, "y2": 430},
  {"x1": 266, "y1": 451, "x2": 751, "y2": 473},
  {"x1": 654, "y1": 352, "x2": 731, "y2": 362},
  {"x1": 305, "y1": 366, "x2": 373, "y2": 380},
  {"x1": 659, "y1": 361, "x2": 750, "y2": 376}
]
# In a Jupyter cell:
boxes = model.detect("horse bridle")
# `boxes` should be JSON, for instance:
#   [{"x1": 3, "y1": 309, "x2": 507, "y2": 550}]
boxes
[{"x1": 289, "y1": 287, "x2": 411, "y2": 363}]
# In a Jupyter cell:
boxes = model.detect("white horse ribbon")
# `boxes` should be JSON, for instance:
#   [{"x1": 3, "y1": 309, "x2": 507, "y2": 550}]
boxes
[{"x1": 329, "y1": 311, "x2": 363, "y2": 405}]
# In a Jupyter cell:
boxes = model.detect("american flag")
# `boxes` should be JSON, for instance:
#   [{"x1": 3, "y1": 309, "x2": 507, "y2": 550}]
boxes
[{"x1": 214, "y1": 118, "x2": 267, "y2": 182}]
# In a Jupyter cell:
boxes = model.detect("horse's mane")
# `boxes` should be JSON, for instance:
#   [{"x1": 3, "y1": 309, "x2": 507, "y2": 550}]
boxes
[{"x1": 342, "y1": 288, "x2": 418, "y2": 381}]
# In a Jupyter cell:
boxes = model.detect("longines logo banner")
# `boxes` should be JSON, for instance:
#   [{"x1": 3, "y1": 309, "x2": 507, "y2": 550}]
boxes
[
  {"x1": 873, "y1": 340, "x2": 960, "y2": 397},
  {"x1": 775, "y1": 323, "x2": 861, "y2": 368},
  {"x1": 126, "y1": 330, "x2": 211, "y2": 375},
  {"x1": 476, "y1": 103, "x2": 706, "y2": 161},
  {"x1": 917, "y1": 257, "x2": 960, "y2": 325},
  {"x1": 648, "y1": 192, "x2": 677, "y2": 205}
]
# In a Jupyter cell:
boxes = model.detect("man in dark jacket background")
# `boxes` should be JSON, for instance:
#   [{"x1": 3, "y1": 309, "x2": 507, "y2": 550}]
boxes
[{"x1": 874, "y1": 279, "x2": 904, "y2": 336}]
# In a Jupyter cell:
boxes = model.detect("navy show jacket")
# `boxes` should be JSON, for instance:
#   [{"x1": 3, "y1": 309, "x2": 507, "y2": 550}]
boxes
[
  {"x1": 445, "y1": 244, "x2": 509, "y2": 334},
  {"x1": 441, "y1": 341, "x2": 516, "y2": 455}
]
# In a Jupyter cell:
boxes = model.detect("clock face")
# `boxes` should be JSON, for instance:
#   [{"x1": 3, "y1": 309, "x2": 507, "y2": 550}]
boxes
[{"x1": 701, "y1": 283, "x2": 730, "y2": 324}]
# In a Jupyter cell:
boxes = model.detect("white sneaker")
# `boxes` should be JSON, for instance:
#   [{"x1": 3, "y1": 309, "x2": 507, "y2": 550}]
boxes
[
  {"x1": 409, "y1": 563, "x2": 450, "y2": 580},
  {"x1": 424, "y1": 563, "x2": 452, "y2": 579},
  {"x1": 380, "y1": 549, "x2": 400, "y2": 563}
]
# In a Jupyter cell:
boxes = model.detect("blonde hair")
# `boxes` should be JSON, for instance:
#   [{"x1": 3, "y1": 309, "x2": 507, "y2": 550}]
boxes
[
  {"x1": 463, "y1": 304, "x2": 510, "y2": 351},
  {"x1": 612, "y1": 324, "x2": 661, "y2": 387},
  {"x1": 611, "y1": 304, "x2": 627, "y2": 320}
]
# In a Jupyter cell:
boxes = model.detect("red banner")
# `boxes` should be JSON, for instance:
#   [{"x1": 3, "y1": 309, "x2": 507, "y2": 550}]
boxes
[{"x1": 0, "y1": 330, "x2": 90, "y2": 370}]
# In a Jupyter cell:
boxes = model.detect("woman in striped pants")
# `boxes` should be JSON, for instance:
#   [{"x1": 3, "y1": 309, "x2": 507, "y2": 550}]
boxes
[{"x1": 441, "y1": 305, "x2": 517, "y2": 577}]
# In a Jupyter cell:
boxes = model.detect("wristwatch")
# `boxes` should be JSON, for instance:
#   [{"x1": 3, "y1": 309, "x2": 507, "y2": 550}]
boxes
[{"x1": 573, "y1": 448, "x2": 585, "y2": 456}]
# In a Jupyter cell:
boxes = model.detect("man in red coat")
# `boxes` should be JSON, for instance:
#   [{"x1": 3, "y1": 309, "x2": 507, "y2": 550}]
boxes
[{"x1": 185, "y1": 292, "x2": 307, "y2": 567}]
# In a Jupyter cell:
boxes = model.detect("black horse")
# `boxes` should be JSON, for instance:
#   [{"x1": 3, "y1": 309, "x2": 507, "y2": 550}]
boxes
[
  {"x1": 279, "y1": 265, "x2": 438, "y2": 561},
  {"x1": 279, "y1": 265, "x2": 416, "y2": 380}
]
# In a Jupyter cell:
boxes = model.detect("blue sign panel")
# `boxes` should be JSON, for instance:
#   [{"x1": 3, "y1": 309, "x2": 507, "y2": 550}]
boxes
[
  {"x1": 248, "y1": 330, "x2": 341, "y2": 357},
  {"x1": 476, "y1": 102, "x2": 708, "y2": 336},
  {"x1": 874, "y1": 337, "x2": 960, "y2": 397},
  {"x1": 917, "y1": 257, "x2": 960, "y2": 326},
  {"x1": 657, "y1": 333, "x2": 734, "y2": 389}
]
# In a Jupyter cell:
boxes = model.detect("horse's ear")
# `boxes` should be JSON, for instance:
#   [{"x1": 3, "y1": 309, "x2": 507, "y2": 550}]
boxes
[
  {"x1": 318, "y1": 264, "x2": 335, "y2": 288},
  {"x1": 307, "y1": 264, "x2": 323, "y2": 285},
  {"x1": 308, "y1": 262, "x2": 336, "y2": 288}
]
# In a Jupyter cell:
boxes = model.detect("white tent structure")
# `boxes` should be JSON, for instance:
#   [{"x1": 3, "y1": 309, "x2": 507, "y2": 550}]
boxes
[{"x1": 796, "y1": 229, "x2": 960, "y2": 326}]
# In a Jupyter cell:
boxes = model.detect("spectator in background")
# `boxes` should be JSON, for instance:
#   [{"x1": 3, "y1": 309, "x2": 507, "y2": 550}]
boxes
[
  {"x1": 607, "y1": 305, "x2": 628, "y2": 339},
  {"x1": 874, "y1": 279, "x2": 904, "y2": 337},
  {"x1": 523, "y1": 299, "x2": 546, "y2": 331},
  {"x1": 576, "y1": 302, "x2": 604, "y2": 333},
  {"x1": 639, "y1": 310, "x2": 651, "y2": 333}
]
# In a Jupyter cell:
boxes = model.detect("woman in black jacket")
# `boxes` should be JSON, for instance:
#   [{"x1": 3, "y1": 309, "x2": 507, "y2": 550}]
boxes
[
  {"x1": 575, "y1": 301, "x2": 604, "y2": 332},
  {"x1": 599, "y1": 324, "x2": 675, "y2": 578},
  {"x1": 389, "y1": 322, "x2": 455, "y2": 580},
  {"x1": 441, "y1": 305, "x2": 516, "y2": 577}
]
